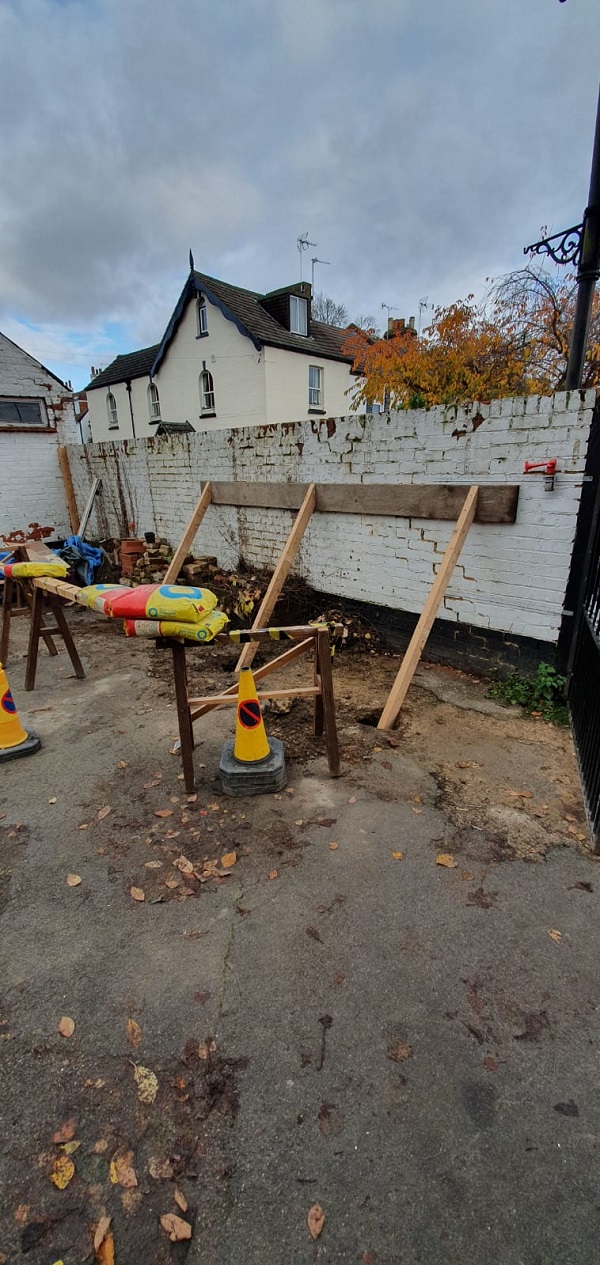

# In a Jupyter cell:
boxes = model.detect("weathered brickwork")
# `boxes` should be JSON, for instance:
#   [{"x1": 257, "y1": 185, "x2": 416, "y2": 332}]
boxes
[{"x1": 66, "y1": 390, "x2": 597, "y2": 645}]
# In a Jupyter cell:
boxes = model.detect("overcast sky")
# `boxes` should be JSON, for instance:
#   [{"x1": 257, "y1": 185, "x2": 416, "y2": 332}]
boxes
[{"x1": 1, "y1": 0, "x2": 599, "y2": 389}]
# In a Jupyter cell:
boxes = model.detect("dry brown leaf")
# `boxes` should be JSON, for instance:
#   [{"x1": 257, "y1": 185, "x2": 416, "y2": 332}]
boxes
[
  {"x1": 48, "y1": 797, "x2": 57, "y2": 804},
  {"x1": 391, "y1": 851, "x2": 404, "y2": 860},
  {"x1": 78, "y1": 823, "x2": 89, "y2": 830},
  {"x1": 160, "y1": 1213, "x2": 192, "y2": 1242},
  {"x1": 126, "y1": 1018, "x2": 142, "y2": 1048},
  {"x1": 461, "y1": 870, "x2": 475, "y2": 881},
  {"x1": 436, "y1": 853, "x2": 458, "y2": 869},
  {"x1": 118, "y1": 760, "x2": 128, "y2": 769},
  {"x1": 187, "y1": 793, "x2": 197, "y2": 802},
  {"x1": 130, "y1": 886, "x2": 145, "y2": 902},
  {"x1": 155, "y1": 808, "x2": 173, "y2": 818},
  {"x1": 50, "y1": 1154, "x2": 75, "y2": 1189},
  {"x1": 198, "y1": 1039, "x2": 217, "y2": 1060},
  {"x1": 221, "y1": 851, "x2": 237, "y2": 869},
  {"x1": 93, "y1": 1215, "x2": 112, "y2": 1254},
  {"x1": 174, "y1": 1186, "x2": 188, "y2": 1213},
  {"x1": 268, "y1": 869, "x2": 278, "y2": 880},
  {"x1": 97, "y1": 805, "x2": 112, "y2": 820},
  {"x1": 348, "y1": 796, "x2": 357, "y2": 804},
  {"x1": 507, "y1": 789, "x2": 534, "y2": 799},
  {"x1": 175, "y1": 855, "x2": 194, "y2": 876},
  {"x1": 133, "y1": 1063, "x2": 158, "y2": 1103},
  {"x1": 66, "y1": 873, "x2": 82, "y2": 887},
  {"x1": 14, "y1": 1203, "x2": 29, "y2": 1225},
  {"x1": 144, "y1": 859, "x2": 162, "y2": 869},
  {"x1": 109, "y1": 1149, "x2": 138, "y2": 1188},
  {"x1": 93, "y1": 1138, "x2": 109, "y2": 1154},
  {"x1": 165, "y1": 877, "x2": 180, "y2": 890},
  {"x1": 97, "y1": 1230, "x2": 115, "y2": 1265},
  {"x1": 148, "y1": 1156, "x2": 174, "y2": 1180},
  {"x1": 58, "y1": 1015, "x2": 75, "y2": 1038},
  {"x1": 307, "y1": 1203, "x2": 325, "y2": 1240},
  {"x1": 548, "y1": 928, "x2": 562, "y2": 943},
  {"x1": 328, "y1": 842, "x2": 339, "y2": 851},
  {"x1": 52, "y1": 1118, "x2": 76, "y2": 1143},
  {"x1": 387, "y1": 1040, "x2": 413, "y2": 1063}
]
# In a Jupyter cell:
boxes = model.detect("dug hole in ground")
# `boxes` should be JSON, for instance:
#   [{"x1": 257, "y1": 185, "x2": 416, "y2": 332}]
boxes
[{"x1": 0, "y1": 605, "x2": 597, "y2": 1265}]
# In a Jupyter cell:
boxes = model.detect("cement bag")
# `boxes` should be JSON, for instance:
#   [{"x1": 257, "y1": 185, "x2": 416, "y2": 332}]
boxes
[
  {"x1": 2, "y1": 561, "x2": 68, "y2": 579},
  {"x1": 108, "y1": 583, "x2": 218, "y2": 623},
  {"x1": 78, "y1": 584, "x2": 128, "y2": 613},
  {"x1": 123, "y1": 609, "x2": 229, "y2": 642}
]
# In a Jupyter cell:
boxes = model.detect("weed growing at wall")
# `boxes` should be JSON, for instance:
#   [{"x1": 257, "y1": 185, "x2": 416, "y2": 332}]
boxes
[{"x1": 487, "y1": 662, "x2": 569, "y2": 725}]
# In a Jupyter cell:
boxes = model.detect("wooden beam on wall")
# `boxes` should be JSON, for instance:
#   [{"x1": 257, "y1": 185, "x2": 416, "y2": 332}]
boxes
[
  {"x1": 234, "y1": 483, "x2": 316, "y2": 672},
  {"x1": 57, "y1": 446, "x2": 79, "y2": 532},
  {"x1": 164, "y1": 481, "x2": 213, "y2": 583},
  {"x1": 377, "y1": 485, "x2": 480, "y2": 731},
  {"x1": 209, "y1": 481, "x2": 519, "y2": 524}
]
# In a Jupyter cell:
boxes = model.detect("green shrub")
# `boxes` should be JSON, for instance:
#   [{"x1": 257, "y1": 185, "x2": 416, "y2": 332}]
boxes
[{"x1": 487, "y1": 662, "x2": 569, "y2": 725}]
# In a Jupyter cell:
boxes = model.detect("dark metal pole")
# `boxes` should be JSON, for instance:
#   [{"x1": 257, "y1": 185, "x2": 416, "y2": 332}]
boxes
[{"x1": 565, "y1": 86, "x2": 600, "y2": 389}]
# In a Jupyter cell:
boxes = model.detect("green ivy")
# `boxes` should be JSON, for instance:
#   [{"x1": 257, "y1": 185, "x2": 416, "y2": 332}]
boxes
[{"x1": 487, "y1": 662, "x2": 569, "y2": 725}]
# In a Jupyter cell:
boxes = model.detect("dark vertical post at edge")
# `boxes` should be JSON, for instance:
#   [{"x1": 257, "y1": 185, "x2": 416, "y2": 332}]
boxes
[{"x1": 565, "y1": 86, "x2": 600, "y2": 390}]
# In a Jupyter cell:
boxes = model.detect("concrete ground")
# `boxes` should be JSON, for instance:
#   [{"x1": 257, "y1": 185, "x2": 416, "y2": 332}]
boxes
[{"x1": 0, "y1": 610, "x2": 599, "y2": 1265}]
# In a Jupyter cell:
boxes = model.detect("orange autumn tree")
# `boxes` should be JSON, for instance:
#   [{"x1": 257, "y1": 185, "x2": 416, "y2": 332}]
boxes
[{"x1": 343, "y1": 267, "x2": 600, "y2": 410}]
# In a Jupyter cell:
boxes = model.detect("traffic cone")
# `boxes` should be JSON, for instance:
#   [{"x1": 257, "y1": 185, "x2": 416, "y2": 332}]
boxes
[
  {"x1": 0, "y1": 663, "x2": 41, "y2": 763},
  {"x1": 220, "y1": 667, "x2": 286, "y2": 796}
]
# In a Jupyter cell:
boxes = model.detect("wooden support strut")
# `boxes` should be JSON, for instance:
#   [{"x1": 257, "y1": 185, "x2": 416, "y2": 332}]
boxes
[
  {"x1": 57, "y1": 446, "x2": 79, "y2": 533},
  {"x1": 377, "y1": 485, "x2": 479, "y2": 731},
  {"x1": 234, "y1": 482, "x2": 316, "y2": 673},
  {"x1": 164, "y1": 482, "x2": 213, "y2": 584}
]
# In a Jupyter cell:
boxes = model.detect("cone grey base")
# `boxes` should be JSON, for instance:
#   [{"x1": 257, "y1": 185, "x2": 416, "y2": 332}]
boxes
[
  {"x1": 219, "y1": 737, "x2": 287, "y2": 796},
  {"x1": 0, "y1": 730, "x2": 41, "y2": 763}
]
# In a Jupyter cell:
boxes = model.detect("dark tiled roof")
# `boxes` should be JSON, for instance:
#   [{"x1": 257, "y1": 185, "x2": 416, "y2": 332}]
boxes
[{"x1": 84, "y1": 345, "x2": 160, "y2": 392}]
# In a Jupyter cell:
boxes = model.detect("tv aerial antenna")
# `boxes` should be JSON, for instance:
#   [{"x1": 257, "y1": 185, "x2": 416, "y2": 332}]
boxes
[
  {"x1": 311, "y1": 256, "x2": 330, "y2": 288},
  {"x1": 297, "y1": 233, "x2": 316, "y2": 281}
]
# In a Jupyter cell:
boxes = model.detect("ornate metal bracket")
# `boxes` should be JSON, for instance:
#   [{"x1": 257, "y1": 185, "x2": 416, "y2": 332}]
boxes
[{"x1": 524, "y1": 223, "x2": 583, "y2": 267}]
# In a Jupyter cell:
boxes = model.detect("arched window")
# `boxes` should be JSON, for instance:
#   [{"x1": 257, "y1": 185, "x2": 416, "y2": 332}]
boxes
[
  {"x1": 199, "y1": 369, "x2": 215, "y2": 413},
  {"x1": 106, "y1": 391, "x2": 118, "y2": 428},
  {"x1": 197, "y1": 295, "x2": 208, "y2": 336},
  {"x1": 147, "y1": 381, "x2": 161, "y2": 421}
]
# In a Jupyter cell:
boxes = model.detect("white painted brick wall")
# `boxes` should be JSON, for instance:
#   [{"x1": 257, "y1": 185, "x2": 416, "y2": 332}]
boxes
[
  {"x1": 1, "y1": 332, "x2": 79, "y2": 540},
  {"x1": 65, "y1": 390, "x2": 597, "y2": 643}
]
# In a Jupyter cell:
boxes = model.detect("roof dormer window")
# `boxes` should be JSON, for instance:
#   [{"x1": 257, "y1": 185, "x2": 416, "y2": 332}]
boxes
[{"x1": 290, "y1": 294, "x2": 308, "y2": 336}]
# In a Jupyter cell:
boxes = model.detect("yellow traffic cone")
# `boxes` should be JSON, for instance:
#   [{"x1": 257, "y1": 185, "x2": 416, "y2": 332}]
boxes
[
  {"x1": 220, "y1": 667, "x2": 287, "y2": 795},
  {"x1": 0, "y1": 663, "x2": 41, "y2": 762},
  {"x1": 233, "y1": 668, "x2": 271, "y2": 763}
]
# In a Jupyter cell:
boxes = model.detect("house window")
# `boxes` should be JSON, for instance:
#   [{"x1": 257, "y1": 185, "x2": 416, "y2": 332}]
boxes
[
  {"x1": 197, "y1": 296, "x2": 208, "y2": 336},
  {"x1": 106, "y1": 392, "x2": 119, "y2": 428},
  {"x1": 147, "y1": 381, "x2": 161, "y2": 421},
  {"x1": 309, "y1": 365, "x2": 323, "y2": 408},
  {"x1": 0, "y1": 398, "x2": 46, "y2": 428},
  {"x1": 200, "y1": 369, "x2": 215, "y2": 413},
  {"x1": 290, "y1": 295, "x2": 308, "y2": 335}
]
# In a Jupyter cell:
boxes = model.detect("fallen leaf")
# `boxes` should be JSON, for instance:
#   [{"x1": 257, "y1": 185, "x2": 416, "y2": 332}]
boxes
[
  {"x1": 78, "y1": 823, "x2": 89, "y2": 830},
  {"x1": 154, "y1": 809, "x2": 173, "y2": 818},
  {"x1": 84, "y1": 1078, "x2": 106, "y2": 1088},
  {"x1": 109, "y1": 1149, "x2": 138, "y2": 1188},
  {"x1": 221, "y1": 851, "x2": 237, "y2": 868},
  {"x1": 174, "y1": 1187, "x2": 188, "y2": 1213},
  {"x1": 570, "y1": 880, "x2": 593, "y2": 892},
  {"x1": 60, "y1": 1139, "x2": 80, "y2": 1155},
  {"x1": 160, "y1": 1213, "x2": 192, "y2": 1241},
  {"x1": 149, "y1": 1156, "x2": 174, "y2": 1179},
  {"x1": 461, "y1": 870, "x2": 475, "y2": 881},
  {"x1": 66, "y1": 873, "x2": 82, "y2": 887},
  {"x1": 165, "y1": 876, "x2": 180, "y2": 890},
  {"x1": 175, "y1": 855, "x2": 194, "y2": 876},
  {"x1": 126, "y1": 1018, "x2": 142, "y2": 1048},
  {"x1": 52, "y1": 1118, "x2": 76, "y2": 1143},
  {"x1": 144, "y1": 859, "x2": 162, "y2": 869},
  {"x1": 121, "y1": 1189, "x2": 141, "y2": 1214},
  {"x1": 96, "y1": 1230, "x2": 115, "y2": 1264},
  {"x1": 187, "y1": 793, "x2": 197, "y2": 803},
  {"x1": 483, "y1": 1056, "x2": 498, "y2": 1072},
  {"x1": 548, "y1": 929, "x2": 562, "y2": 943},
  {"x1": 130, "y1": 887, "x2": 145, "y2": 902},
  {"x1": 236, "y1": 907, "x2": 252, "y2": 917},
  {"x1": 506, "y1": 790, "x2": 534, "y2": 799},
  {"x1": 48, "y1": 797, "x2": 57, "y2": 805},
  {"x1": 93, "y1": 1215, "x2": 112, "y2": 1254},
  {"x1": 118, "y1": 760, "x2": 128, "y2": 769},
  {"x1": 92, "y1": 1138, "x2": 109, "y2": 1153},
  {"x1": 328, "y1": 842, "x2": 339, "y2": 851},
  {"x1": 268, "y1": 869, "x2": 278, "y2": 880},
  {"x1": 307, "y1": 1203, "x2": 325, "y2": 1240},
  {"x1": 97, "y1": 805, "x2": 112, "y2": 820},
  {"x1": 387, "y1": 1040, "x2": 413, "y2": 1063},
  {"x1": 554, "y1": 1099, "x2": 579, "y2": 1117},
  {"x1": 14, "y1": 1204, "x2": 29, "y2": 1225},
  {"x1": 50, "y1": 1154, "x2": 75, "y2": 1189},
  {"x1": 133, "y1": 1064, "x2": 158, "y2": 1103},
  {"x1": 348, "y1": 796, "x2": 357, "y2": 804},
  {"x1": 436, "y1": 853, "x2": 458, "y2": 869},
  {"x1": 391, "y1": 851, "x2": 404, "y2": 860},
  {"x1": 58, "y1": 1016, "x2": 75, "y2": 1038}
]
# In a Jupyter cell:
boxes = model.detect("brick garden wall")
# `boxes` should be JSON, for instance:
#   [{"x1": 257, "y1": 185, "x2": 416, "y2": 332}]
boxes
[{"x1": 66, "y1": 391, "x2": 597, "y2": 663}]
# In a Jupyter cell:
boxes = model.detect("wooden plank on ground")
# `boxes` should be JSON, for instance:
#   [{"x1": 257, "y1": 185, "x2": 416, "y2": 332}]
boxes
[
  {"x1": 234, "y1": 483, "x2": 316, "y2": 672},
  {"x1": 57, "y1": 446, "x2": 79, "y2": 532},
  {"x1": 208, "y1": 481, "x2": 517, "y2": 523},
  {"x1": 377, "y1": 485, "x2": 479, "y2": 731},
  {"x1": 164, "y1": 482, "x2": 213, "y2": 583}
]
